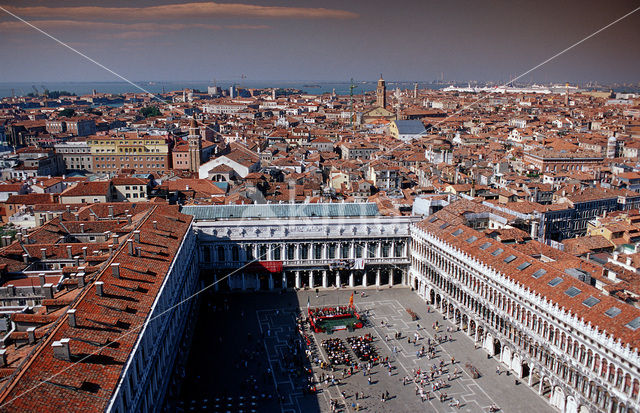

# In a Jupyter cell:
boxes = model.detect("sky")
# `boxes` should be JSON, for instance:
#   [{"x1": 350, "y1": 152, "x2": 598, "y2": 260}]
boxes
[{"x1": 0, "y1": 0, "x2": 639, "y2": 84}]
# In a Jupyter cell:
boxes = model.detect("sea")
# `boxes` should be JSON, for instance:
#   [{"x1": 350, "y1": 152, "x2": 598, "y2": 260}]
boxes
[{"x1": 0, "y1": 80, "x2": 446, "y2": 99}]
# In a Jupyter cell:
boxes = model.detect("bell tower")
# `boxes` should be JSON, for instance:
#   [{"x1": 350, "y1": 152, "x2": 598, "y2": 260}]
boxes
[
  {"x1": 187, "y1": 117, "x2": 201, "y2": 173},
  {"x1": 376, "y1": 74, "x2": 386, "y2": 108}
]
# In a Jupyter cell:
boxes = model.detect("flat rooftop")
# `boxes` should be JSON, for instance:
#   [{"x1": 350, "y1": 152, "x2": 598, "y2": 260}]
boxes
[{"x1": 182, "y1": 203, "x2": 380, "y2": 220}]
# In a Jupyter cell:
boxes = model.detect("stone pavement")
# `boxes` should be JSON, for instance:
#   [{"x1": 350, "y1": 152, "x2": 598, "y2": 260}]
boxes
[
  {"x1": 291, "y1": 287, "x2": 553, "y2": 413},
  {"x1": 175, "y1": 287, "x2": 554, "y2": 413}
]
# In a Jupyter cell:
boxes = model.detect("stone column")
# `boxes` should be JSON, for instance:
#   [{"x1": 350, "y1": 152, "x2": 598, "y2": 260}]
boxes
[
  {"x1": 282, "y1": 272, "x2": 287, "y2": 289},
  {"x1": 375, "y1": 268, "x2": 381, "y2": 287},
  {"x1": 349, "y1": 271, "x2": 354, "y2": 288},
  {"x1": 309, "y1": 270, "x2": 314, "y2": 289},
  {"x1": 268, "y1": 274, "x2": 274, "y2": 290},
  {"x1": 213, "y1": 272, "x2": 219, "y2": 292},
  {"x1": 322, "y1": 270, "x2": 328, "y2": 288},
  {"x1": 336, "y1": 272, "x2": 341, "y2": 288},
  {"x1": 362, "y1": 271, "x2": 368, "y2": 287},
  {"x1": 255, "y1": 274, "x2": 259, "y2": 290},
  {"x1": 389, "y1": 269, "x2": 394, "y2": 287},
  {"x1": 295, "y1": 271, "x2": 301, "y2": 289},
  {"x1": 241, "y1": 273, "x2": 246, "y2": 290}
]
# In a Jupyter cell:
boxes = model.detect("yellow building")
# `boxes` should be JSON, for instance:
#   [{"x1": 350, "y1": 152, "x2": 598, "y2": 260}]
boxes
[{"x1": 88, "y1": 133, "x2": 170, "y2": 175}]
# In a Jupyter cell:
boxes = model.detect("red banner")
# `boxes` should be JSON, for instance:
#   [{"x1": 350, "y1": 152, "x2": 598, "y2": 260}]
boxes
[{"x1": 246, "y1": 261, "x2": 283, "y2": 273}]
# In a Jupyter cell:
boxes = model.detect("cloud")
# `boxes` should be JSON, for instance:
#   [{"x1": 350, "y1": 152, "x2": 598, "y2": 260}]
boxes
[
  {"x1": 0, "y1": 2, "x2": 359, "y2": 21},
  {"x1": 0, "y1": 20, "x2": 268, "y2": 34}
]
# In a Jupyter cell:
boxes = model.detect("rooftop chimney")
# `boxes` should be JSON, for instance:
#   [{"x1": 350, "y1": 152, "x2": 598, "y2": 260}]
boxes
[
  {"x1": 134, "y1": 230, "x2": 140, "y2": 243},
  {"x1": 108, "y1": 205, "x2": 114, "y2": 218},
  {"x1": 153, "y1": 221, "x2": 157, "y2": 230},
  {"x1": 52, "y1": 338, "x2": 71, "y2": 361},
  {"x1": 0, "y1": 349, "x2": 6, "y2": 367},
  {"x1": 42, "y1": 283, "x2": 54, "y2": 299},
  {"x1": 38, "y1": 273, "x2": 46, "y2": 287},
  {"x1": 40, "y1": 248, "x2": 47, "y2": 260},
  {"x1": 80, "y1": 223, "x2": 85, "y2": 233},
  {"x1": 113, "y1": 234, "x2": 119, "y2": 245},
  {"x1": 82, "y1": 246, "x2": 87, "y2": 259},
  {"x1": 126, "y1": 214, "x2": 132, "y2": 225},
  {"x1": 95, "y1": 281, "x2": 104, "y2": 297},
  {"x1": 127, "y1": 239, "x2": 134, "y2": 255},
  {"x1": 26, "y1": 327, "x2": 36, "y2": 345},
  {"x1": 66, "y1": 205, "x2": 70, "y2": 213},
  {"x1": 16, "y1": 232, "x2": 22, "y2": 242},
  {"x1": 67, "y1": 309, "x2": 76, "y2": 328},
  {"x1": 67, "y1": 245, "x2": 73, "y2": 259},
  {"x1": 22, "y1": 253, "x2": 28, "y2": 264},
  {"x1": 111, "y1": 263, "x2": 120, "y2": 278}
]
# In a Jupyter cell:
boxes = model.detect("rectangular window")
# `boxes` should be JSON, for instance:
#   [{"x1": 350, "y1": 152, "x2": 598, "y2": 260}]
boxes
[
  {"x1": 548, "y1": 277, "x2": 563, "y2": 287},
  {"x1": 605, "y1": 307, "x2": 621, "y2": 318},
  {"x1": 516, "y1": 262, "x2": 531, "y2": 270},
  {"x1": 491, "y1": 248, "x2": 504, "y2": 256},
  {"x1": 465, "y1": 236, "x2": 478, "y2": 243},
  {"x1": 532, "y1": 268, "x2": 546, "y2": 279},
  {"x1": 479, "y1": 242, "x2": 491, "y2": 250},
  {"x1": 452, "y1": 229, "x2": 463, "y2": 237},
  {"x1": 582, "y1": 296, "x2": 600, "y2": 308},
  {"x1": 565, "y1": 286, "x2": 581, "y2": 297},
  {"x1": 625, "y1": 317, "x2": 640, "y2": 330},
  {"x1": 503, "y1": 254, "x2": 517, "y2": 263}
]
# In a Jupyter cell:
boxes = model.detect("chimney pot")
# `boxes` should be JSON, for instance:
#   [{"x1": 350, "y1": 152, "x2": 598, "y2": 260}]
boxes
[
  {"x1": 26, "y1": 327, "x2": 36, "y2": 345},
  {"x1": 80, "y1": 223, "x2": 85, "y2": 233},
  {"x1": 95, "y1": 281, "x2": 104, "y2": 297},
  {"x1": 67, "y1": 309, "x2": 77, "y2": 328},
  {"x1": 82, "y1": 246, "x2": 87, "y2": 258},
  {"x1": 127, "y1": 239, "x2": 134, "y2": 255},
  {"x1": 40, "y1": 248, "x2": 47, "y2": 260},
  {"x1": 108, "y1": 205, "x2": 114, "y2": 218},
  {"x1": 113, "y1": 234, "x2": 119, "y2": 244},
  {"x1": 126, "y1": 214, "x2": 132, "y2": 224},
  {"x1": 22, "y1": 253, "x2": 28, "y2": 264},
  {"x1": 134, "y1": 230, "x2": 140, "y2": 243},
  {"x1": 0, "y1": 349, "x2": 6, "y2": 367},
  {"x1": 38, "y1": 273, "x2": 46, "y2": 287},
  {"x1": 111, "y1": 263, "x2": 120, "y2": 278},
  {"x1": 43, "y1": 283, "x2": 54, "y2": 299},
  {"x1": 52, "y1": 338, "x2": 71, "y2": 361},
  {"x1": 153, "y1": 221, "x2": 157, "y2": 230},
  {"x1": 66, "y1": 245, "x2": 73, "y2": 259}
]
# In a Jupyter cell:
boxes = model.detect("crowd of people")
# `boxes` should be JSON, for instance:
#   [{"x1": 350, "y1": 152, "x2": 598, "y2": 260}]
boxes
[
  {"x1": 346, "y1": 334, "x2": 379, "y2": 362},
  {"x1": 321, "y1": 338, "x2": 352, "y2": 365},
  {"x1": 308, "y1": 306, "x2": 354, "y2": 319}
]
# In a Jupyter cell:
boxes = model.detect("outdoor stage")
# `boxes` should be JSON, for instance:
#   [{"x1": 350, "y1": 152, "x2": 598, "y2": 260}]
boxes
[{"x1": 308, "y1": 305, "x2": 363, "y2": 333}]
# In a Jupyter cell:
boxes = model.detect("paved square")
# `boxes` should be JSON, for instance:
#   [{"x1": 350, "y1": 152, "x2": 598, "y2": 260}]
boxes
[{"x1": 175, "y1": 287, "x2": 553, "y2": 413}]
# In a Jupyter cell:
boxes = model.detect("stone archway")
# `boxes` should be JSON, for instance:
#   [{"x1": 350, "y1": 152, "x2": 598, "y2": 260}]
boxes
[
  {"x1": 551, "y1": 386, "x2": 566, "y2": 411},
  {"x1": 511, "y1": 352, "x2": 522, "y2": 377},
  {"x1": 502, "y1": 345, "x2": 512, "y2": 367},
  {"x1": 578, "y1": 405, "x2": 589, "y2": 413},
  {"x1": 565, "y1": 395, "x2": 578, "y2": 413},
  {"x1": 429, "y1": 288, "x2": 435, "y2": 304},
  {"x1": 541, "y1": 377, "x2": 552, "y2": 399}
]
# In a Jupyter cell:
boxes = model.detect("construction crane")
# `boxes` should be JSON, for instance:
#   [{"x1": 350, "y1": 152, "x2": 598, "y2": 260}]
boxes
[
  {"x1": 349, "y1": 78, "x2": 358, "y2": 131},
  {"x1": 31, "y1": 85, "x2": 39, "y2": 96}
]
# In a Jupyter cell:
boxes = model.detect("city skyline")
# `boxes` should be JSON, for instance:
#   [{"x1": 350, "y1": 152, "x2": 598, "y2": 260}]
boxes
[{"x1": 1, "y1": 1, "x2": 639, "y2": 84}]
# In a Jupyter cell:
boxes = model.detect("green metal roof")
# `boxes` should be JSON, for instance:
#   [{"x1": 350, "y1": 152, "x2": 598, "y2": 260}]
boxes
[{"x1": 181, "y1": 203, "x2": 380, "y2": 220}]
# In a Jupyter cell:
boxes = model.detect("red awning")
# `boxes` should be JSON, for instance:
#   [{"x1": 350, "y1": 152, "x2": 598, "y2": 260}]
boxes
[{"x1": 246, "y1": 261, "x2": 283, "y2": 273}]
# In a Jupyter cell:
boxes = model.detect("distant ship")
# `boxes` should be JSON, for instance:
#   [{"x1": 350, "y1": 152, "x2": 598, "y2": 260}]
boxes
[{"x1": 303, "y1": 84, "x2": 321, "y2": 88}]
